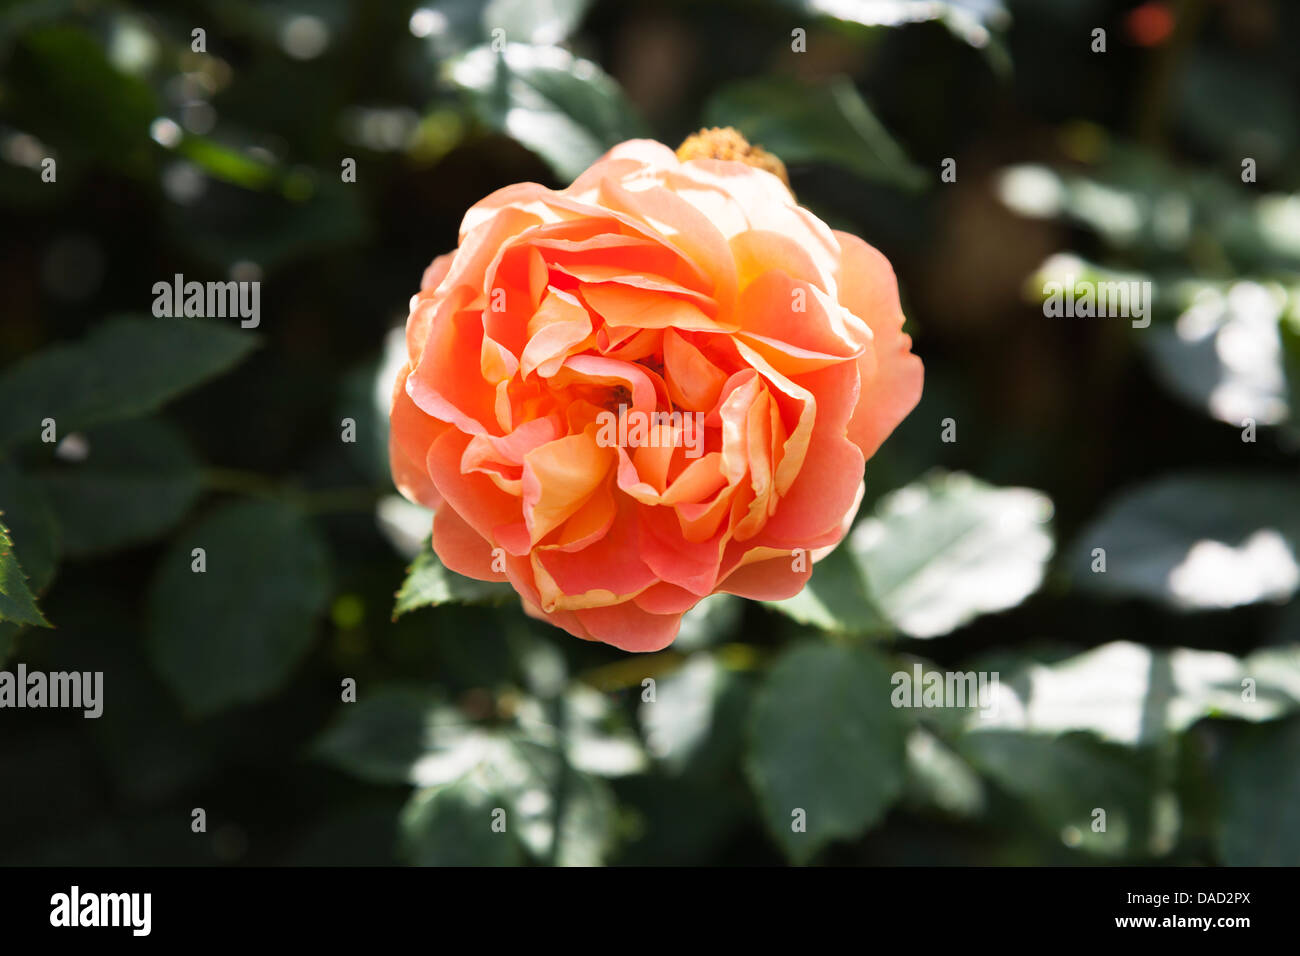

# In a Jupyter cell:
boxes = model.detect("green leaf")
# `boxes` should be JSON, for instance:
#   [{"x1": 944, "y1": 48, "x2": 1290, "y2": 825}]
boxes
[
  {"x1": 400, "y1": 778, "x2": 525, "y2": 866},
  {"x1": 1218, "y1": 717, "x2": 1300, "y2": 865},
  {"x1": 640, "y1": 653, "x2": 748, "y2": 778},
  {"x1": 394, "y1": 537, "x2": 515, "y2": 616},
  {"x1": 903, "y1": 727, "x2": 986, "y2": 818},
  {"x1": 38, "y1": 420, "x2": 202, "y2": 556},
  {"x1": 765, "y1": 540, "x2": 889, "y2": 635},
  {"x1": 481, "y1": 0, "x2": 593, "y2": 45},
  {"x1": 849, "y1": 471, "x2": 1055, "y2": 638},
  {"x1": 0, "y1": 517, "x2": 49, "y2": 628},
  {"x1": 705, "y1": 76, "x2": 925, "y2": 190},
  {"x1": 1143, "y1": 280, "x2": 1290, "y2": 427},
  {"x1": 6, "y1": 25, "x2": 157, "y2": 175},
  {"x1": 171, "y1": 181, "x2": 368, "y2": 273},
  {"x1": 780, "y1": 0, "x2": 1009, "y2": 59},
  {"x1": 674, "y1": 593, "x2": 744, "y2": 652},
  {"x1": 0, "y1": 463, "x2": 59, "y2": 591},
  {"x1": 1068, "y1": 472, "x2": 1300, "y2": 610},
  {"x1": 958, "y1": 730, "x2": 1162, "y2": 858},
  {"x1": 0, "y1": 464, "x2": 60, "y2": 657},
  {"x1": 970, "y1": 641, "x2": 1300, "y2": 746},
  {"x1": 0, "y1": 315, "x2": 259, "y2": 452},
  {"x1": 746, "y1": 642, "x2": 906, "y2": 863},
  {"x1": 313, "y1": 687, "x2": 489, "y2": 786},
  {"x1": 449, "y1": 43, "x2": 647, "y2": 183},
  {"x1": 146, "y1": 499, "x2": 330, "y2": 716}
]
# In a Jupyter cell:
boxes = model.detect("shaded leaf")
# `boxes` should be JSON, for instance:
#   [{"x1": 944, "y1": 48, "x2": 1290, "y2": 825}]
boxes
[
  {"x1": 0, "y1": 315, "x2": 258, "y2": 451},
  {"x1": 1218, "y1": 716, "x2": 1300, "y2": 865},
  {"x1": 147, "y1": 499, "x2": 330, "y2": 715},
  {"x1": 39, "y1": 420, "x2": 202, "y2": 556},
  {"x1": 746, "y1": 642, "x2": 906, "y2": 863},
  {"x1": 705, "y1": 75, "x2": 925, "y2": 190},
  {"x1": 958, "y1": 730, "x2": 1162, "y2": 858}
]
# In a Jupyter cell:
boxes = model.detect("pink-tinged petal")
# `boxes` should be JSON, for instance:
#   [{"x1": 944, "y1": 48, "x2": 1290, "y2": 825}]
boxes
[
  {"x1": 581, "y1": 282, "x2": 730, "y2": 332},
  {"x1": 426, "y1": 428, "x2": 521, "y2": 546},
  {"x1": 754, "y1": 425, "x2": 864, "y2": 549},
  {"x1": 551, "y1": 264, "x2": 716, "y2": 311},
  {"x1": 834, "y1": 230, "x2": 924, "y2": 460},
  {"x1": 574, "y1": 601, "x2": 681, "y2": 653},
  {"x1": 731, "y1": 340, "x2": 815, "y2": 496},
  {"x1": 432, "y1": 502, "x2": 499, "y2": 581},
  {"x1": 638, "y1": 506, "x2": 725, "y2": 595},
  {"x1": 389, "y1": 363, "x2": 444, "y2": 509},
  {"x1": 520, "y1": 288, "x2": 594, "y2": 379},
  {"x1": 633, "y1": 581, "x2": 702, "y2": 615},
  {"x1": 595, "y1": 177, "x2": 739, "y2": 318},
  {"x1": 459, "y1": 182, "x2": 564, "y2": 238},
  {"x1": 717, "y1": 551, "x2": 811, "y2": 600},
  {"x1": 521, "y1": 427, "x2": 614, "y2": 545},
  {"x1": 535, "y1": 233, "x2": 708, "y2": 294},
  {"x1": 661, "y1": 452, "x2": 727, "y2": 506},
  {"x1": 602, "y1": 327, "x2": 663, "y2": 363},
  {"x1": 533, "y1": 506, "x2": 658, "y2": 603},
  {"x1": 551, "y1": 354, "x2": 661, "y2": 413},
  {"x1": 408, "y1": 306, "x2": 496, "y2": 436},
  {"x1": 420, "y1": 252, "x2": 455, "y2": 293},
  {"x1": 523, "y1": 599, "x2": 597, "y2": 643},
  {"x1": 494, "y1": 521, "x2": 531, "y2": 557},
  {"x1": 444, "y1": 205, "x2": 546, "y2": 295},
  {"x1": 733, "y1": 271, "x2": 865, "y2": 373},
  {"x1": 664, "y1": 330, "x2": 728, "y2": 411},
  {"x1": 546, "y1": 477, "x2": 617, "y2": 552},
  {"x1": 729, "y1": 229, "x2": 827, "y2": 291}
]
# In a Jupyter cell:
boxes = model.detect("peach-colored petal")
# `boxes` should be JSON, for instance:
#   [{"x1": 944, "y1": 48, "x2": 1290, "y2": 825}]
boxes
[
  {"x1": 432, "y1": 502, "x2": 499, "y2": 581},
  {"x1": 521, "y1": 427, "x2": 613, "y2": 544},
  {"x1": 390, "y1": 139, "x2": 922, "y2": 653},
  {"x1": 835, "y1": 230, "x2": 924, "y2": 459},
  {"x1": 574, "y1": 601, "x2": 681, "y2": 653}
]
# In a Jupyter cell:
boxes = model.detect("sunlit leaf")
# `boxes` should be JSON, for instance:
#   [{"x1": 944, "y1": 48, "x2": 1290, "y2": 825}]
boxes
[
  {"x1": 849, "y1": 471, "x2": 1054, "y2": 638},
  {"x1": 640, "y1": 653, "x2": 748, "y2": 778},
  {"x1": 393, "y1": 537, "x2": 514, "y2": 616},
  {"x1": 970, "y1": 641, "x2": 1300, "y2": 746},
  {"x1": 765, "y1": 540, "x2": 889, "y2": 635},
  {"x1": 400, "y1": 777, "x2": 525, "y2": 866},
  {"x1": 481, "y1": 0, "x2": 593, "y2": 45},
  {"x1": 0, "y1": 517, "x2": 49, "y2": 628},
  {"x1": 449, "y1": 42, "x2": 647, "y2": 183},
  {"x1": 1144, "y1": 280, "x2": 1291, "y2": 427},
  {"x1": 1069, "y1": 472, "x2": 1300, "y2": 610}
]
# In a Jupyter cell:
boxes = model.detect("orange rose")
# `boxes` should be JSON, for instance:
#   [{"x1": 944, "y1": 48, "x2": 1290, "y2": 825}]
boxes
[{"x1": 390, "y1": 134, "x2": 922, "y2": 651}]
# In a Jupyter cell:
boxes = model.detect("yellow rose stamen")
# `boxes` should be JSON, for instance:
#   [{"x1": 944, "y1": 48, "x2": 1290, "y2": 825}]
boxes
[{"x1": 675, "y1": 127, "x2": 790, "y2": 187}]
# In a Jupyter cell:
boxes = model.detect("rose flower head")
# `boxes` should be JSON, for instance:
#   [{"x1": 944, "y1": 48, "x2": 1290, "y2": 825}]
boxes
[{"x1": 390, "y1": 130, "x2": 922, "y2": 651}]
